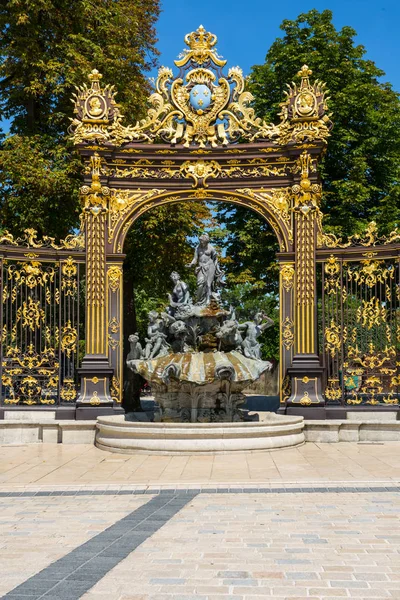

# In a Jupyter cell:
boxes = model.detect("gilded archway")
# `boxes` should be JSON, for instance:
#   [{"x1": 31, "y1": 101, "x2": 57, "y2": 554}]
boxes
[{"x1": 70, "y1": 25, "x2": 332, "y2": 415}]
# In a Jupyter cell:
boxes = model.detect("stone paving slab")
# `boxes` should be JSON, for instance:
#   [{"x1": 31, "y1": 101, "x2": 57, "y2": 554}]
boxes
[
  {"x1": 79, "y1": 491, "x2": 400, "y2": 600},
  {"x1": 1, "y1": 442, "x2": 400, "y2": 487},
  {"x1": 0, "y1": 493, "x2": 151, "y2": 597},
  {"x1": 1, "y1": 442, "x2": 400, "y2": 600}
]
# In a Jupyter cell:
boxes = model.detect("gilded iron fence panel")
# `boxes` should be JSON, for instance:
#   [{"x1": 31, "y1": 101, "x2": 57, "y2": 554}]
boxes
[
  {"x1": 0, "y1": 252, "x2": 85, "y2": 406},
  {"x1": 319, "y1": 252, "x2": 400, "y2": 406}
]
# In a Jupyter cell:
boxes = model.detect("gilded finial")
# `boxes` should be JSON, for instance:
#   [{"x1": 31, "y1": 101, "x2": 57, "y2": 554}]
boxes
[
  {"x1": 88, "y1": 69, "x2": 102, "y2": 82},
  {"x1": 88, "y1": 69, "x2": 102, "y2": 92},
  {"x1": 297, "y1": 65, "x2": 312, "y2": 90},
  {"x1": 298, "y1": 65, "x2": 312, "y2": 79}
]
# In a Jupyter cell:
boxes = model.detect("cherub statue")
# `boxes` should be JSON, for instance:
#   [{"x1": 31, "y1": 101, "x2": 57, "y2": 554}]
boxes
[
  {"x1": 127, "y1": 333, "x2": 143, "y2": 361},
  {"x1": 144, "y1": 311, "x2": 170, "y2": 359},
  {"x1": 239, "y1": 312, "x2": 274, "y2": 360},
  {"x1": 167, "y1": 271, "x2": 191, "y2": 316}
]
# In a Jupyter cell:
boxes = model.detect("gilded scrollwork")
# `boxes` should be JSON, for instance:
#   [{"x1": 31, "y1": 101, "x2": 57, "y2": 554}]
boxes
[
  {"x1": 180, "y1": 160, "x2": 222, "y2": 187},
  {"x1": 8, "y1": 259, "x2": 55, "y2": 289},
  {"x1": 110, "y1": 376, "x2": 122, "y2": 404},
  {"x1": 16, "y1": 298, "x2": 45, "y2": 331},
  {"x1": 347, "y1": 253, "x2": 394, "y2": 288},
  {"x1": 318, "y1": 220, "x2": 400, "y2": 249},
  {"x1": 107, "y1": 265, "x2": 122, "y2": 292},
  {"x1": 236, "y1": 187, "x2": 293, "y2": 244},
  {"x1": 291, "y1": 151, "x2": 321, "y2": 216},
  {"x1": 324, "y1": 255, "x2": 344, "y2": 297},
  {"x1": 102, "y1": 157, "x2": 294, "y2": 182},
  {"x1": 325, "y1": 320, "x2": 342, "y2": 358},
  {"x1": 0, "y1": 228, "x2": 84, "y2": 250},
  {"x1": 61, "y1": 321, "x2": 78, "y2": 358},
  {"x1": 69, "y1": 27, "x2": 331, "y2": 148},
  {"x1": 324, "y1": 378, "x2": 342, "y2": 401},
  {"x1": 282, "y1": 317, "x2": 294, "y2": 351},
  {"x1": 2, "y1": 345, "x2": 59, "y2": 406},
  {"x1": 80, "y1": 152, "x2": 110, "y2": 215},
  {"x1": 280, "y1": 265, "x2": 295, "y2": 292},
  {"x1": 356, "y1": 297, "x2": 386, "y2": 329},
  {"x1": 61, "y1": 257, "x2": 78, "y2": 297},
  {"x1": 107, "y1": 188, "x2": 166, "y2": 244},
  {"x1": 60, "y1": 378, "x2": 77, "y2": 402},
  {"x1": 1, "y1": 252, "x2": 81, "y2": 406}
]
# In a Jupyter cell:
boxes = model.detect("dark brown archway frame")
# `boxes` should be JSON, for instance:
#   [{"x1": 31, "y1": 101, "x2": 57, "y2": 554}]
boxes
[{"x1": 70, "y1": 26, "x2": 332, "y2": 418}]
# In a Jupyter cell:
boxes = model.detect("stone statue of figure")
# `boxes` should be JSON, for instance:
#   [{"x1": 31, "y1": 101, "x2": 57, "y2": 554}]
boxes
[
  {"x1": 167, "y1": 271, "x2": 191, "y2": 315},
  {"x1": 239, "y1": 312, "x2": 274, "y2": 360},
  {"x1": 127, "y1": 333, "x2": 143, "y2": 360},
  {"x1": 124, "y1": 334, "x2": 144, "y2": 413},
  {"x1": 144, "y1": 311, "x2": 170, "y2": 359},
  {"x1": 186, "y1": 233, "x2": 224, "y2": 306}
]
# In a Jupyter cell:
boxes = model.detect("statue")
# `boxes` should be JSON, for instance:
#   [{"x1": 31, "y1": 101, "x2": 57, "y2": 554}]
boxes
[
  {"x1": 216, "y1": 318, "x2": 243, "y2": 351},
  {"x1": 169, "y1": 319, "x2": 189, "y2": 353},
  {"x1": 126, "y1": 249, "x2": 274, "y2": 423},
  {"x1": 186, "y1": 233, "x2": 224, "y2": 306},
  {"x1": 239, "y1": 312, "x2": 274, "y2": 360},
  {"x1": 144, "y1": 311, "x2": 170, "y2": 359},
  {"x1": 127, "y1": 333, "x2": 143, "y2": 360},
  {"x1": 124, "y1": 333, "x2": 144, "y2": 413},
  {"x1": 167, "y1": 271, "x2": 191, "y2": 315}
]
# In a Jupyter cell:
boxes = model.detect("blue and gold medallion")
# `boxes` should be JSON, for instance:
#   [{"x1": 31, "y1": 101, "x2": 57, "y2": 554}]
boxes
[{"x1": 190, "y1": 84, "x2": 212, "y2": 114}]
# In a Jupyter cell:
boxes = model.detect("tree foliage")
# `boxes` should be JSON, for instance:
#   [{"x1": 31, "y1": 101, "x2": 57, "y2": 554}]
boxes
[
  {"x1": 248, "y1": 8, "x2": 400, "y2": 236},
  {"x1": 0, "y1": 0, "x2": 160, "y2": 236}
]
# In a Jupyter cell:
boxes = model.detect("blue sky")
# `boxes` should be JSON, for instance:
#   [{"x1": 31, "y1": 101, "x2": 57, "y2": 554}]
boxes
[
  {"x1": 153, "y1": 0, "x2": 400, "y2": 89},
  {"x1": 1, "y1": 1, "x2": 398, "y2": 133}
]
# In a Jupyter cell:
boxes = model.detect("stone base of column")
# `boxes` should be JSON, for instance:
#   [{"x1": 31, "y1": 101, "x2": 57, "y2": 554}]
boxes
[
  {"x1": 77, "y1": 355, "x2": 114, "y2": 408},
  {"x1": 286, "y1": 354, "x2": 325, "y2": 408}
]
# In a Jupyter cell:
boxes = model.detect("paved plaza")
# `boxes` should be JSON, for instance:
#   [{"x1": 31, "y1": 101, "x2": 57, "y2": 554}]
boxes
[{"x1": 0, "y1": 442, "x2": 399, "y2": 600}]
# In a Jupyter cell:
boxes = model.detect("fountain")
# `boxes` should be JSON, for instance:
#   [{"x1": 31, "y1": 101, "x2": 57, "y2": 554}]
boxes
[{"x1": 96, "y1": 233, "x2": 304, "y2": 453}]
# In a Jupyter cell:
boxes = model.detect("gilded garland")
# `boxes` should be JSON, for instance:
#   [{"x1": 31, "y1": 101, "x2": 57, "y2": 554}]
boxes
[{"x1": 69, "y1": 26, "x2": 332, "y2": 148}]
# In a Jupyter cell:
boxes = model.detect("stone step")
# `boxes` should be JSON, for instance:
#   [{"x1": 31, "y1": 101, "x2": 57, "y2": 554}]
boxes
[
  {"x1": 4, "y1": 410, "x2": 56, "y2": 421},
  {"x1": 346, "y1": 411, "x2": 398, "y2": 422}
]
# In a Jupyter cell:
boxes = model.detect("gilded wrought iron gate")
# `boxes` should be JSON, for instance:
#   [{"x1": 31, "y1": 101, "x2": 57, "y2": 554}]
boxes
[
  {"x1": 319, "y1": 241, "x2": 400, "y2": 407},
  {"x1": 0, "y1": 232, "x2": 85, "y2": 407}
]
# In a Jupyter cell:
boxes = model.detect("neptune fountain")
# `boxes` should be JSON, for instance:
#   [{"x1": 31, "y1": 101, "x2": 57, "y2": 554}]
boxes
[{"x1": 126, "y1": 233, "x2": 273, "y2": 423}]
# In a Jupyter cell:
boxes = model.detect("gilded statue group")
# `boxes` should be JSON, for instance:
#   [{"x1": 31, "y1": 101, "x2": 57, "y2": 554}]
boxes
[{"x1": 128, "y1": 233, "x2": 273, "y2": 362}]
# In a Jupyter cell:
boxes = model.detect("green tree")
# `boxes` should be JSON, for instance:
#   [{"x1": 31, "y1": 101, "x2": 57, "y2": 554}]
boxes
[
  {"x1": 0, "y1": 0, "x2": 160, "y2": 237},
  {"x1": 248, "y1": 8, "x2": 400, "y2": 236}
]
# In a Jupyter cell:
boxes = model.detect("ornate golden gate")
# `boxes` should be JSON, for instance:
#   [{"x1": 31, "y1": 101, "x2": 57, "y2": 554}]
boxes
[
  {"x1": 318, "y1": 226, "x2": 400, "y2": 413},
  {"x1": 0, "y1": 230, "x2": 85, "y2": 416},
  {"x1": 1, "y1": 26, "x2": 399, "y2": 418}
]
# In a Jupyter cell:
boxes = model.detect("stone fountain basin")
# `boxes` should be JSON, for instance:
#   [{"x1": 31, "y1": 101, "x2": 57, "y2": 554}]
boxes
[{"x1": 95, "y1": 413, "x2": 305, "y2": 455}]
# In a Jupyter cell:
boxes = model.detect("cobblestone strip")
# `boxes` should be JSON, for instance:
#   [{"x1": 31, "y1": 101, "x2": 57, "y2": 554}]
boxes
[
  {"x1": 0, "y1": 485, "x2": 399, "y2": 497},
  {"x1": 2, "y1": 492, "x2": 197, "y2": 600}
]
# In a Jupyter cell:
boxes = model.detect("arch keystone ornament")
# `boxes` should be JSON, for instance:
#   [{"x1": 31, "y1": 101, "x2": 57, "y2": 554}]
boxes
[{"x1": 70, "y1": 25, "x2": 333, "y2": 418}]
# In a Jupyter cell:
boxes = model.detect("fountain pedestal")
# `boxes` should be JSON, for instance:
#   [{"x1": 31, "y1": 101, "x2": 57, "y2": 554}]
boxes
[
  {"x1": 95, "y1": 413, "x2": 305, "y2": 454},
  {"x1": 130, "y1": 350, "x2": 271, "y2": 423}
]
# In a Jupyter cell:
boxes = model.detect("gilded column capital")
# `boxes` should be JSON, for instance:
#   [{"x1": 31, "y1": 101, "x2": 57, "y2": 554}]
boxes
[
  {"x1": 291, "y1": 151, "x2": 321, "y2": 217},
  {"x1": 80, "y1": 153, "x2": 110, "y2": 215}
]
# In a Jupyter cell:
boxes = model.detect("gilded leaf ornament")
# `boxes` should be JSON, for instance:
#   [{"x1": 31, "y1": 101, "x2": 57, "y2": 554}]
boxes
[
  {"x1": 69, "y1": 27, "x2": 332, "y2": 148},
  {"x1": 0, "y1": 228, "x2": 84, "y2": 250},
  {"x1": 318, "y1": 220, "x2": 400, "y2": 249},
  {"x1": 280, "y1": 265, "x2": 295, "y2": 292}
]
